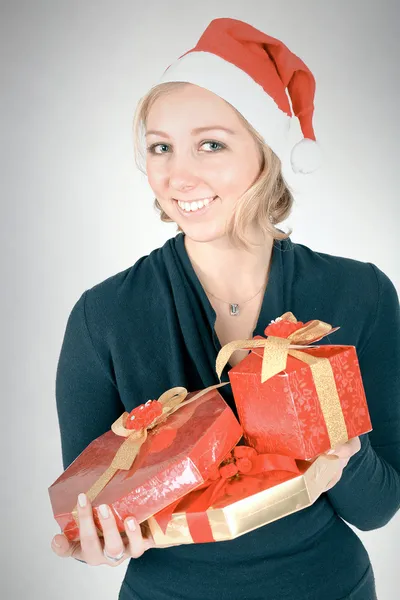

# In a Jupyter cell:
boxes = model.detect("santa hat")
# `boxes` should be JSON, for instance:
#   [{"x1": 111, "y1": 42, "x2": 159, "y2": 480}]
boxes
[{"x1": 151, "y1": 17, "x2": 322, "y2": 174}]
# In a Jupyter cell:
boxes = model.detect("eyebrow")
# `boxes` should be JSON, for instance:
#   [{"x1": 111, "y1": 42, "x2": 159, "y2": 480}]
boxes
[{"x1": 145, "y1": 126, "x2": 237, "y2": 138}]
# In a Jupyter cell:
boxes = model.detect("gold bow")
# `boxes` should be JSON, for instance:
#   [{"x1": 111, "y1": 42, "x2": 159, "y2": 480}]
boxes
[
  {"x1": 71, "y1": 382, "x2": 229, "y2": 528},
  {"x1": 215, "y1": 312, "x2": 348, "y2": 449}
]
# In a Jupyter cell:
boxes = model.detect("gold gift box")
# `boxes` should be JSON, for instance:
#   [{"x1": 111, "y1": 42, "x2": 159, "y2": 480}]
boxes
[{"x1": 144, "y1": 454, "x2": 341, "y2": 546}]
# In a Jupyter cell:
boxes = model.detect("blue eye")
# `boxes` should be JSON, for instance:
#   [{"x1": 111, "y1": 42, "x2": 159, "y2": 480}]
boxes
[
  {"x1": 147, "y1": 140, "x2": 226, "y2": 154},
  {"x1": 147, "y1": 143, "x2": 169, "y2": 154},
  {"x1": 201, "y1": 141, "x2": 225, "y2": 152}
]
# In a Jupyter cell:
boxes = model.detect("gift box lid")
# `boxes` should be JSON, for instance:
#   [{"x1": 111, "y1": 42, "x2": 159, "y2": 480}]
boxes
[{"x1": 230, "y1": 340, "x2": 356, "y2": 376}]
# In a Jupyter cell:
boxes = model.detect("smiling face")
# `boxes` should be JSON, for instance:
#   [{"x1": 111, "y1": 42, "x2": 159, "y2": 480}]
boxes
[{"x1": 145, "y1": 84, "x2": 263, "y2": 242}]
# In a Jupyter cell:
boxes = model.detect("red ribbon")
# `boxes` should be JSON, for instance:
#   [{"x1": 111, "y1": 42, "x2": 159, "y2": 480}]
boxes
[{"x1": 152, "y1": 446, "x2": 300, "y2": 543}]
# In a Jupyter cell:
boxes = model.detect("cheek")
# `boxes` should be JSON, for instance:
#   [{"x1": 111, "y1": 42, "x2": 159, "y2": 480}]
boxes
[
  {"x1": 146, "y1": 164, "x2": 165, "y2": 191},
  {"x1": 217, "y1": 162, "x2": 258, "y2": 194}
]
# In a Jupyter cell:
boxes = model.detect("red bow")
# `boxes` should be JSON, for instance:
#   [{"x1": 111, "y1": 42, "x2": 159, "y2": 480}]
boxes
[
  {"x1": 153, "y1": 446, "x2": 300, "y2": 543},
  {"x1": 264, "y1": 318, "x2": 307, "y2": 338},
  {"x1": 125, "y1": 399, "x2": 163, "y2": 431}
]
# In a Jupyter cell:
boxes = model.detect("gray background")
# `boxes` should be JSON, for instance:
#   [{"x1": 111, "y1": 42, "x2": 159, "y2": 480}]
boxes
[{"x1": 1, "y1": 0, "x2": 399, "y2": 598}]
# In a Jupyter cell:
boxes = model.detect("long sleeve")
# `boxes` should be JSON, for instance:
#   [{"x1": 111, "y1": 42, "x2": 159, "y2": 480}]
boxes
[
  {"x1": 326, "y1": 263, "x2": 400, "y2": 530},
  {"x1": 55, "y1": 290, "x2": 125, "y2": 471}
]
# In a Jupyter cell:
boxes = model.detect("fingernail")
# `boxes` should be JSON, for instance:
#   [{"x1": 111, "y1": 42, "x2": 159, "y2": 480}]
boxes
[
  {"x1": 127, "y1": 518, "x2": 136, "y2": 531},
  {"x1": 78, "y1": 493, "x2": 87, "y2": 507},
  {"x1": 99, "y1": 504, "x2": 109, "y2": 519},
  {"x1": 52, "y1": 538, "x2": 61, "y2": 548},
  {"x1": 327, "y1": 449, "x2": 336, "y2": 455}
]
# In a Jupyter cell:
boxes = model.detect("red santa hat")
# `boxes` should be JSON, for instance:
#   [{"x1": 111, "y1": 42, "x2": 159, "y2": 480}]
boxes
[{"x1": 152, "y1": 17, "x2": 322, "y2": 174}]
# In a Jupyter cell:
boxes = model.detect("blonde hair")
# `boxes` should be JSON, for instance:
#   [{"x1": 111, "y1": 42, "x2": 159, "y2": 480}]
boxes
[{"x1": 132, "y1": 81, "x2": 294, "y2": 250}]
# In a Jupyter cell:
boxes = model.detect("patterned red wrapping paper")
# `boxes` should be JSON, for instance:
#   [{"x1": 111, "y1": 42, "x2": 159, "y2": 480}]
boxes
[
  {"x1": 215, "y1": 312, "x2": 372, "y2": 460},
  {"x1": 48, "y1": 386, "x2": 243, "y2": 542},
  {"x1": 229, "y1": 345, "x2": 371, "y2": 460}
]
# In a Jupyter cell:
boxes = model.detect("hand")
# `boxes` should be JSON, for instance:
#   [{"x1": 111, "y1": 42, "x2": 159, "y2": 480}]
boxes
[
  {"x1": 323, "y1": 436, "x2": 361, "y2": 492},
  {"x1": 51, "y1": 493, "x2": 156, "y2": 566}
]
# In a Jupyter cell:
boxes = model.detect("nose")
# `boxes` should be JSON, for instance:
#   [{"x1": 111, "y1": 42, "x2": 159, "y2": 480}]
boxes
[{"x1": 168, "y1": 153, "x2": 202, "y2": 192}]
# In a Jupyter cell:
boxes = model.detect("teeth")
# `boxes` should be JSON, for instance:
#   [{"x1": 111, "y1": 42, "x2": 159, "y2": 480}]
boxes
[{"x1": 177, "y1": 197, "x2": 215, "y2": 212}]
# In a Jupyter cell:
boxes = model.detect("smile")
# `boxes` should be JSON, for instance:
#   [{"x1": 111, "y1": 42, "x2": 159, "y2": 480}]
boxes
[{"x1": 174, "y1": 196, "x2": 218, "y2": 215}]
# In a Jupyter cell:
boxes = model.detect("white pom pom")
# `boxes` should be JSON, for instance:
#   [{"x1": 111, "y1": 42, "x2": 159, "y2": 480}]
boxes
[{"x1": 290, "y1": 138, "x2": 323, "y2": 174}]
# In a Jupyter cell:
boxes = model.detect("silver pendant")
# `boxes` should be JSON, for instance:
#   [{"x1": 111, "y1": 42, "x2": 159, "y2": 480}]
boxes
[{"x1": 230, "y1": 303, "x2": 240, "y2": 316}]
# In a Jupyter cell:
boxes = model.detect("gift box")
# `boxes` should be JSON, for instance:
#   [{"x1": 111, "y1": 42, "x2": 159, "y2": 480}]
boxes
[
  {"x1": 144, "y1": 446, "x2": 342, "y2": 546},
  {"x1": 215, "y1": 312, "x2": 372, "y2": 460},
  {"x1": 48, "y1": 382, "x2": 243, "y2": 542}
]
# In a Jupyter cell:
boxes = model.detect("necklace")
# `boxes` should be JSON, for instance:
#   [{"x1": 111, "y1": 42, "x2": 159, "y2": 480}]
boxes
[
  {"x1": 185, "y1": 235, "x2": 273, "y2": 317},
  {"x1": 202, "y1": 278, "x2": 267, "y2": 316}
]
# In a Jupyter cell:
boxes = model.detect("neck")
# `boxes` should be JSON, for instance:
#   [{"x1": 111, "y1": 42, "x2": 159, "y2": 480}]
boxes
[{"x1": 183, "y1": 228, "x2": 274, "y2": 303}]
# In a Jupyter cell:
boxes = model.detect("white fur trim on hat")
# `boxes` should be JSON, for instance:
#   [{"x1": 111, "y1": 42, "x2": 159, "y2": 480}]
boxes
[{"x1": 157, "y1": 51, "x2": 291, "y2": 161}]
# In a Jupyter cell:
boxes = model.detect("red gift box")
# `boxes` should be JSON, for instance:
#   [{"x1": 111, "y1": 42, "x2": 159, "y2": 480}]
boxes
[
  {"x1": 215, "y1": 312, "x2": 372, "y2": 460},
  {"x1": 145, "y1": 446, "x2": 342, "y2": 545},
  {"x1": 48, "y1": 383, "x2": 243, "y2": 541}
]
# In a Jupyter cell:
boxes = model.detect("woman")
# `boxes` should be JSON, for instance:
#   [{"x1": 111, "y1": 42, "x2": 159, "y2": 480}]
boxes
[{"x1": 51, "y1": 17, "x2": 399, "y2": 600}]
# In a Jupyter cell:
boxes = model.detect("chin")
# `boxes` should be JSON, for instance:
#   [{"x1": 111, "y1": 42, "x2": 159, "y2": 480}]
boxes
[{"x1": 179, "y1": 222, "x2": 227, "y2": 244}]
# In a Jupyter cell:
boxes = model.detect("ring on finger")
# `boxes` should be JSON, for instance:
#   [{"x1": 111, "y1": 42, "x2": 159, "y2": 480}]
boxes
[{"x1": 103, "y1": 547, "x2": 125, "y2": 563}]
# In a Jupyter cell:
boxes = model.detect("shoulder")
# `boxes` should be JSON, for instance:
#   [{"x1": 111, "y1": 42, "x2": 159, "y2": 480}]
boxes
[
  {"x1": 289, "y1": 238, "x2": 376, "y2": 285},
  {"x1": 74, "y1": 237, "x2": 176, "y2": 336},
  {"x1": 288, "y1": 238, "x2": 391, "y2": 301},
  {"x1": 285, "y1": 238, "x2": 398, "y2": 351}
]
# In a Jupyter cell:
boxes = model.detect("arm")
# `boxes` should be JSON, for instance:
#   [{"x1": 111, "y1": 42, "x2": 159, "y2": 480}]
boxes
[
  {"x1": 326, "y1": 264, "x2": 400, "y2": 531},
  {"x1": 55, "y1": 290, "x2": 125, "y2": 470},
  {"x1": 55, "y1": 290, "x2": 126, "y2": 563}
]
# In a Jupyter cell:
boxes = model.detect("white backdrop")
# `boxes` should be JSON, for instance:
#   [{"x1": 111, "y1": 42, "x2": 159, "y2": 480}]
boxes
[{"x1": 2, "y1": 1, "x2": 399, "y2": 598}]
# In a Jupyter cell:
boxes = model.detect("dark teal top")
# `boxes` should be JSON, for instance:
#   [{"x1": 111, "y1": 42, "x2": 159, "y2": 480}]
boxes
[{"x1": 55, "y1": 233, "x2": 400, "y2": 600}]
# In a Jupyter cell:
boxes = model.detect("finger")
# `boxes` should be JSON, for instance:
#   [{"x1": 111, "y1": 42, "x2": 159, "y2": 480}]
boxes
[
  {"x1": 324, "y1": 455, "x2": 354, "y2": 491},
  {"x1": 77, "y1": 493, "x2": 103, "y2": 561},
  {"x1": 342, "y1": 437, "x2": 361, "y2": 457},
  {"x1": 327, "y1": 437, "x2": 360, "y2": 459},
  {"x1": 327, "y1": 445, "x2": 351, "y2": 459},
  {"x1": 51, "y1": 534, "x2": 75, "y2": 558},
  {"x1": 351, "y1": 436, "x2": 361, "y2": 453},
  {"x1": 124, "y1": 518, "x2": 155, "y2": 558},
  {"x1": 98, "y1": 504, "x2": 126, "y2": 563},
  {"x1": 52, "y1": 535, "x2": 84, "y2": 561}
]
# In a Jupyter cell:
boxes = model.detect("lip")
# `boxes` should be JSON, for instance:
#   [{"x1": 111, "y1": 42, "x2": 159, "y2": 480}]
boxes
[{"x1": 174, "y1": 196, "x2": 218, "y2": 217}]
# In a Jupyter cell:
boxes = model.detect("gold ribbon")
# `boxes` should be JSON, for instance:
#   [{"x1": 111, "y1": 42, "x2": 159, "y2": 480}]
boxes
[
  {"x1": 215, "y1": 312, "x2": 348, "y2": 449},
  {"x1": 71, "y1": 382, "x2": 229, "y2": 529}
]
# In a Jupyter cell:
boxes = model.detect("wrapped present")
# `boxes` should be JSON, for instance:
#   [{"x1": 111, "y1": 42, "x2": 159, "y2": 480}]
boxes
[
  {"x1": 215, "y1": 312, "x2": 372, "y2": 460},
  {"x1": 145, "y1": 445, "x2": 342, "y2": 545},
  {"x1": 48, "y1": 382, "x2": 243, "y2": 542}
]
